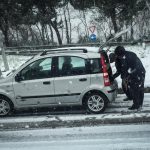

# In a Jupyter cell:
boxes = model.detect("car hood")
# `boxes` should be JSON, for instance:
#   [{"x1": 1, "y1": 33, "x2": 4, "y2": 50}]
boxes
[{"x1": 0, "y1": 76, "x2": 13, "y2": 84}]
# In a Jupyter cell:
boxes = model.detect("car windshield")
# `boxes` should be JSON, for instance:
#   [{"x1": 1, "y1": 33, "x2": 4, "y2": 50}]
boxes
[{"x1": 5, "y1": 56, "x2": 34, "y2": 77}]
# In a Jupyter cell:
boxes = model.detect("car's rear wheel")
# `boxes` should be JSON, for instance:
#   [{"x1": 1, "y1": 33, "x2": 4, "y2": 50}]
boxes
[
  {"x1": 85, "y1": 92, "x2": 108, "y2": 114},
  {"x1": 0, "y1": 96, "x2": 13, "y2": 116}
]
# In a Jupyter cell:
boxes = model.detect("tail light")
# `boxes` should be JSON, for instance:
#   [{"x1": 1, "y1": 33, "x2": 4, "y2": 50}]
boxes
[{"x1": 100, "y1": 54, "x2": 111, "y2": 86}]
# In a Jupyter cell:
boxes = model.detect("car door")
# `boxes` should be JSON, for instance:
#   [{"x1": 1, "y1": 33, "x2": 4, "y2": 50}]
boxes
[
  {"x1": 54, "y1": 56, "x2": 90, "y2": 104},
  {"x1": 13, "y1": 57, "x2": 56, "y2": 106}
]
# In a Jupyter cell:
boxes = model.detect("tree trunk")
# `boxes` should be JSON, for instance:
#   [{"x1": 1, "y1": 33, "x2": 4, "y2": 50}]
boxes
[
  {"x1": 3, "y1": 29, "x2": 9, "y2": 47},
  {"x1": 82, "y1": 10, "x2": 89, "y2": 41},
  {"x1": 49, "y1": 24, "x2": 54, "y2": 44},
  {"x1": 41, "y1": 24, "x2": 46, "y2": 45},
  {"x1": 64, "y1": 8, "x2": 70, "y2": 44},
  {"x1": 29, "y1": 25, "x2": 35, "y2": 45},
  {"x1": 36, "y1": 24, "x2": 44, "y2": 45},
  {"x1": 0, "y1": 10, "x2": 10, "y2": 46},
  {"x1": 130, "y1": 19, "x2": 134, "y2": 41},
  {"x1": 66, "y1": 4, "x2": 72, "y2": 43},
  {"x1": 1, "y1": 18, "x2": 10, "y2": 47},
  {"x1": 45, "y1": 25, "x2": 50, "y2": 44},
  {"x1": 146, "y1": 0, "x2": 150, "y2": 11},
  {"x1": 110, "y1": 8, "x2": 118, "y2": 33},
  {"x1": 109, "y1": 8, "x2": 122, "y2": 42},
  {"x1": 50, "y1": 20, "x2": 62, "y2": 45}
]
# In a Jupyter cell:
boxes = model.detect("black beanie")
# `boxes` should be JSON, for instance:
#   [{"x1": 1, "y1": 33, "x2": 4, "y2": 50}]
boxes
[{"x1": 114, "y1": 46, "x2": 125, "y2": 56}]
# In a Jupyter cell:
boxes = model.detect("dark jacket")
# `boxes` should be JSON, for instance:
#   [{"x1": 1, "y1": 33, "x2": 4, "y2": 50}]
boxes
[
  {"x1": 113, "y1": 58, "x2": 128, "y2": 79},
  {"x1": 118, "y1": 51, "x2": 145, "y2": 81}
]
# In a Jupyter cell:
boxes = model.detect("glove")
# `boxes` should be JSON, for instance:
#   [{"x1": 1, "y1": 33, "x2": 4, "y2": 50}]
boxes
[{"x1": 125, "y1": 75, "x2": 131, "y2": 82}]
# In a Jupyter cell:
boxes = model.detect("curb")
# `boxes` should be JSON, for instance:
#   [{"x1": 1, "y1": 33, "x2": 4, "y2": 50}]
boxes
[{"x1": 0, "y1": 112, "x2": 150, "y2": 130}]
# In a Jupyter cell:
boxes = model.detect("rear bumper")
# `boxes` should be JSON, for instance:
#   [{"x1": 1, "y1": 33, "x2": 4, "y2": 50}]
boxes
[
  {"x1": 107, "y1": 88, "x2": 116, "y2": 93},
  {"x1": 105, "y1": 80, "x2": 118, "y2": 102},
  {"x1": 106, "y1": 88, "x2": 117, "y2": 102}
]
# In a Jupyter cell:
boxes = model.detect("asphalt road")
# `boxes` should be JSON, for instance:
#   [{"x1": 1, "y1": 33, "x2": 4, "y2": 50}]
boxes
[{"x1": 0, "y1": 124, "x2": 150, "y2": 150}]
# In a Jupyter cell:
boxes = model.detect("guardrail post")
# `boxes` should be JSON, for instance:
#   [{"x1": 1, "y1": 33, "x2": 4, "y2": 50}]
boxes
[
  {"x1": 1, "y1": 45, "x2": 9, "y2": 71},
  {"x1": 0, "y1": 69, "x2": 2, "y2": 77}
]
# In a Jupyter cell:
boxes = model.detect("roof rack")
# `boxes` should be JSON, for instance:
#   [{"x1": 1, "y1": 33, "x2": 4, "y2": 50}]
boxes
[{"x1": 40, "y1": 48, "x2": 88, "y2": 56}]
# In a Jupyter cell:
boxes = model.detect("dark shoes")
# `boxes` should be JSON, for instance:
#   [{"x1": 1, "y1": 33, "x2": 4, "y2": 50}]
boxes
[
  {"x1": 123, "y1": 97, "x2": 132, "y2": 101},
  {"x1": 128, "y1": 105, "x2": 137, "y2": 110},
  {"x1": 128, "y1": 105, "x2": 142, "y2": 111}
]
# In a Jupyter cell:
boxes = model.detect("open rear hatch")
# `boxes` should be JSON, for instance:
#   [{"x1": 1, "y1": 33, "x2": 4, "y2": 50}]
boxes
[{"x1": 100, "y1": 50, "x2": 114, "y2": 84}]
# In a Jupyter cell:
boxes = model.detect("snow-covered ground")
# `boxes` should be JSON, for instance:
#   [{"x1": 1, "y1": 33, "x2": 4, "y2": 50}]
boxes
[
  {"x1": 0, "y1": 44, "x2": 150, "y2": 88},
  {"x1": 0, "y1": 93, "x2": 150, "y2": 131}
]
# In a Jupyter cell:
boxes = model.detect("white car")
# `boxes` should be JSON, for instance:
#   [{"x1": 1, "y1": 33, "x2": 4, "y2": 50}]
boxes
[{"x1": 0, "y1": 47, "x2": 117, "y2": 116}]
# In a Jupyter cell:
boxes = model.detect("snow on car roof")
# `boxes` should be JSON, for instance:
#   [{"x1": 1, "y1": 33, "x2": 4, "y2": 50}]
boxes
[
  {"x1": 33, "y1": 46, "x2": 102, "y2": 59},
  {"x1": 45, "y1": 47, "x2": 101, "y2": 58}
]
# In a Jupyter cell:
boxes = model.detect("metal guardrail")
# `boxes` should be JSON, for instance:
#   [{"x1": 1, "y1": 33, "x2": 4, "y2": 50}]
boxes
[
  {"x1": 0, "y1": 41, "x2": 149, "y2": 71},
  {"x1": 0, "y1": 42, "x2": 139, "y2": 56}
]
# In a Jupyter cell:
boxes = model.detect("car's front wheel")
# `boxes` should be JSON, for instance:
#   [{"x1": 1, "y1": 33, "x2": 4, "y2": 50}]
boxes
[
  {"x1": 85, "y1": 92, "x2": 108, "y2": 114},
  {"x1": 0, "y1": 96, "x2": 13, "y2": 117}
]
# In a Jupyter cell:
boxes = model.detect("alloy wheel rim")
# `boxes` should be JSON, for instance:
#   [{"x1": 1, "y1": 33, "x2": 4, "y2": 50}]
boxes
[
  {"x1": 87, "y1": 95, "x2": 104, "y2": 112},
  {"x1": 0, "y1": 99, "x2": 10, "y2": 116}
]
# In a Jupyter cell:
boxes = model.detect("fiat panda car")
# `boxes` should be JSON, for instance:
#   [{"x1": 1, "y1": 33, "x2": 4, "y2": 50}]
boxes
[{"x1": 0, "y1": 47, "x2": 117, "y2": 116}]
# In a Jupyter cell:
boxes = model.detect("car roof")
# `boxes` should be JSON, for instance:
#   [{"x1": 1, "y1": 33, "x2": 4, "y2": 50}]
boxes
[{"x1": 34, "y1": 46, "x2": 102, "y2": 60}]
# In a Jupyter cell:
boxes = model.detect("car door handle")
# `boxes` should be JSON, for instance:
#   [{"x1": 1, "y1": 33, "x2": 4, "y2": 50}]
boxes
[
  {"x1": 79, "y1": 78, "x2": 87, "y2": 82},
  {"x1": 43, "y1": 81, "x2": 51, "y2": 85}
]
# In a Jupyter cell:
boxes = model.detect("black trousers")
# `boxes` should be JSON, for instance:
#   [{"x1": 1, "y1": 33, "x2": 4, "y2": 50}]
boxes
[
  {"x1": 122, "y1": 80, "x2": 132, "y2": 99},
  {"x1": 129, "y1": 74, "x2": 145, "y2": 108}
]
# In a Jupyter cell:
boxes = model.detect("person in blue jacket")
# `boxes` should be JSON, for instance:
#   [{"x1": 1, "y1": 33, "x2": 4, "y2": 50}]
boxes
[{"x1": 114, "y1": 46, "x2": 146, "y2": 110}]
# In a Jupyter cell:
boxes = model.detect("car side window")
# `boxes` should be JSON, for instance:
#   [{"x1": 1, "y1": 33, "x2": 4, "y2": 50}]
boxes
[
  {"x1": 19, "y1": 58, "x2": 52, "y2": 80},
  {"x1": 58, "y1": 56, "x2": 86, "y2": 76},
  {"x1": 90, "y1": 58, "x2": 102, "y2": 73}
]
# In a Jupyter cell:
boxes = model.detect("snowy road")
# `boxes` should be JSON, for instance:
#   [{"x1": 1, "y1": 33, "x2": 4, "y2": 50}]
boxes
[{"x1": 0, "y1": 124, "x2": 150, "y2": 150}]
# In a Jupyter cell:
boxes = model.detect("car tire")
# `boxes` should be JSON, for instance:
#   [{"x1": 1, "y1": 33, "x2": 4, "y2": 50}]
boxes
[
  {"x1": 0, "y1": 96, "x2": 13, "y2": 117},
  {"x1": 85, "y1": 92, "x2": 108, "y2": 114}
]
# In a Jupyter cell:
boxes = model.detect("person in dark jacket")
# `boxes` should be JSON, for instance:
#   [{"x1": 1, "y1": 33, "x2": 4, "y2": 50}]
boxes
[
  {"x1": 109, "y1": 53, "x2": 132, "y2": 101},
  {"x1": 114, "y1": 46, "x2": 146, "y2": 110}
]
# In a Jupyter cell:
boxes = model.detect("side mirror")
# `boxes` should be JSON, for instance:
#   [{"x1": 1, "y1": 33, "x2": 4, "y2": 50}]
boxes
[{"x1": 15, "y1": 74, "x2": 22, "y2": 82}]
